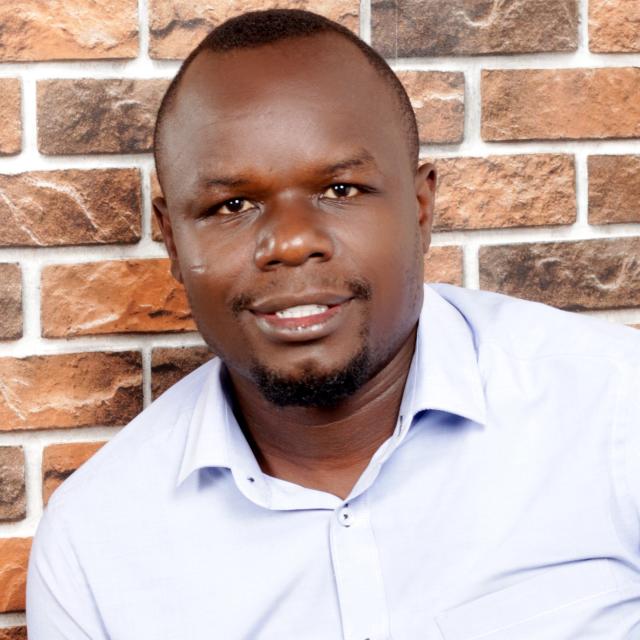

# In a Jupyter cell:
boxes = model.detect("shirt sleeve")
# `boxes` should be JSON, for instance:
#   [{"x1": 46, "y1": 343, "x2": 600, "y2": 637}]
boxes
[{"x1": 27, "y1": 502, "x2": 108, "y2": 639}]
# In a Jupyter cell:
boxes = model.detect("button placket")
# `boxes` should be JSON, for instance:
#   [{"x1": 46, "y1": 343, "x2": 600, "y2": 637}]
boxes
[
  {"x1": 338, "y1": 503, "x2": 353, "y2": 527},
  {"x1": 329, "y1": 496, "x2": 390, "y2": 640}
]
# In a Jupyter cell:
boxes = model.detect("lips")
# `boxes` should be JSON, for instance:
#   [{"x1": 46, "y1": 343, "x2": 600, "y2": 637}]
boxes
[
  {"x1": 248, "y1": 293, "x2": 351, "y2": 315},
  {"x1": 248, "y1": 295, "x2": 353, "y2": 342}
]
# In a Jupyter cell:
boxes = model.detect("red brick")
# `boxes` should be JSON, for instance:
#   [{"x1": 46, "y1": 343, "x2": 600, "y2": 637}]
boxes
[
  {"x1": 42, "y1": 442, "x2": 106, "y2": 505},
  {"x1": 433, "y1": 155, "x2": 575, "y2": 231},
  {"x1": 0, "y1": 538, "x2": 31, "y2": 613},
  {"x1": 482, "y1": 68, "x2": 640, "y2": 141},
  {"x1": 372, "y1": 0, "x2": 578, "y2": 57},
  {"x1": 0, "y1": 264, "x2": 21, "y2": 340},
  {"x1": 151, "y1": 347, "x2": 215, "y2": 399},
  {"x1": 0, "y1": 352, "x2": 142, "y2": 431},
  {"x1": 0, "y1": 169, "x2": 141, "y2": 246},
  {"x1": 479, "y1": 238, "x2": 640, "y2": 311},
  {"x1": 397, "y1": 72, "x2": 464, "y2": 144},
  {"x1": 0, "y1": 627, "x2": 27, "y2": 640},
  {"x1": 38, "y1": 79, "x2": 168, "y2": 154},
  {"x1": 0, "y1": 447, "x2": 25, "y2": 522},
  {"x1": 589, "y1": 155, "x2": 640, "y2": 224},
  {"x1": 0, "y1": 0, "x2": 138, "y2": 61},
  {"x1": 424, "y1": 246, "x2": 463, "y2": 286},
  {"x1": 0, "y1": 79, "x2": 21, "y2": 155},
  {"x1": 41, "y1": 260, "x2": 195, "y2": 337},
  {"x1": 590, "y1": 0, "x2": 640, "y2": 53},
  {"x1": 149, "y1": 0, "x2": 359, "y2": 59}
]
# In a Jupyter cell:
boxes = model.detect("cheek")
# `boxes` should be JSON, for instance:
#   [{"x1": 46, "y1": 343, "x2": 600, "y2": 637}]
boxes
[
  {"x1": 356, "y1": 212, "x2": 423, "y2": 323},
  {"x1": 173, "y1": 225, "x2": 243, "y2": 298}
]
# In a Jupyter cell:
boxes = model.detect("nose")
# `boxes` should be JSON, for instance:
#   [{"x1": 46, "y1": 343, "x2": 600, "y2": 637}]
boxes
[{"x1": 254, "y1": 198, "x2": 334, "y2": 270}]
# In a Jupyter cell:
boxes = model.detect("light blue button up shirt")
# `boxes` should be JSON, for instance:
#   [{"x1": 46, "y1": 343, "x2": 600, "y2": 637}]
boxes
[{"x1": 27, "y1": 285, "x2": 640, "y2": 639}]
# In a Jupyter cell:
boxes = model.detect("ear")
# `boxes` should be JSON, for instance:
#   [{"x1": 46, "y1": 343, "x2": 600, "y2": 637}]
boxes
[
  {"x1": 414, "y1": 162, "x2": 437, "y2": 255},
  {"x1": 153, "y1": 196, "x2": 183, "y2": 284}
]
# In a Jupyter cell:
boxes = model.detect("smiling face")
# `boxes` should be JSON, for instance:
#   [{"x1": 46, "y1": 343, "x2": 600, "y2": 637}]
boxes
[{"x1": 155, "y1": 33, "x2": 435, "y2": 407}]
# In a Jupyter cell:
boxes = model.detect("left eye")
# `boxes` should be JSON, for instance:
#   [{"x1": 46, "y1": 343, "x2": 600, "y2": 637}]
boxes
[
  {"x1": 217, "y1": 198, "x2": 254, "y2": 215},
  {"x1": 322, "y1": 184, "x2": 360, "y2": 199}
]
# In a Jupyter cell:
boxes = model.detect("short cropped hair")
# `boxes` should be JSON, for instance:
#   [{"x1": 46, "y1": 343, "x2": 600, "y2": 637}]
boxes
[{"x1": 153, "y1": 9, "x2": 419, "y2": 184}]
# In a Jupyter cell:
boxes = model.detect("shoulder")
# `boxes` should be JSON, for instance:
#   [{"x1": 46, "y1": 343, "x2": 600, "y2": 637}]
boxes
[
  {"x1": 429, "y1": 284, "x2": 640, "y2": 365},
  {"x1": 46, "y1": 357, "x2": 219, "y2": 514}
]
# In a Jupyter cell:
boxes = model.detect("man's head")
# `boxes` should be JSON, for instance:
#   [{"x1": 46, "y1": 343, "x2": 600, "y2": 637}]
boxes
[
  {"x1": 153, "y1": 9, "x2": 436, "y2": 409},
  {"x1": 153, "y1": 10, "x2": 420, "y2": 183}
]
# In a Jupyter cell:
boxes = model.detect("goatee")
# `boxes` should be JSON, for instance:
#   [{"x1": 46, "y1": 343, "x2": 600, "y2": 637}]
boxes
[{"x1": 250, "y1": 345, "x2": 371, "y2": 409}]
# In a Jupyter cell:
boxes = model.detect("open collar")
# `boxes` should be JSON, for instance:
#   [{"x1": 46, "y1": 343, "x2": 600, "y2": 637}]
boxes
[{"x1": 176, "y1": 284, "x2": 487, "y2": 488}]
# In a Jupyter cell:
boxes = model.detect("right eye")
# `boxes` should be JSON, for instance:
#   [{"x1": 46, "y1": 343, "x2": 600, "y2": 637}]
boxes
[{"x1": 215, "y1": 198, "x2": 254, "y2": 216}]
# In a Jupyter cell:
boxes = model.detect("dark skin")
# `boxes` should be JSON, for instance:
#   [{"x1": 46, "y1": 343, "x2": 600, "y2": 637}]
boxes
[{"x1": 154, "y1": 33, "x2": 436, "y2": 499}]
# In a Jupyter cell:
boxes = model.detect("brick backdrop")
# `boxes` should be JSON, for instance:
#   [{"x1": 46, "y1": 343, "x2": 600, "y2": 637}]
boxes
[{"x1": 0, "y1": 0, "x2": 639, "y2": 631}]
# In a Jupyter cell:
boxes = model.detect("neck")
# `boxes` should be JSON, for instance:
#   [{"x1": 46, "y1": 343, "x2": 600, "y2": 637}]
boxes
[{"x1": 228, "y1": 328, "x2": 417, "y2": 499}]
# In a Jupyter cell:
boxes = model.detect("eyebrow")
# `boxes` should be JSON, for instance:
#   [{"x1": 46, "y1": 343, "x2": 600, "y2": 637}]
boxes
[
  {"x1": 319, "y1": 150, "x2": 378, "y2": 175},
  {"x1": 198, "y1": 149, "x2": 379, "y2": 192},
  {"x1": 203, "y1": 176, "x2": 251, "y2": 189}
]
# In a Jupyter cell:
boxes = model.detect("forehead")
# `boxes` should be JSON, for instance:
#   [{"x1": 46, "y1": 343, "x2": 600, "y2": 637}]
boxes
[{"x1": 160, "y1": 34, "x2": 408, "y2": 198}]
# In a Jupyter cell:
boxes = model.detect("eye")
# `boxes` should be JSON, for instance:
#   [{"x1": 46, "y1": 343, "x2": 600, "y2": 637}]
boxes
[
  {"x1": 215, "y1": 197, "x2": 254, "y2": 216},
  {"x1": 322, "y1": 184, "x2": 361, "y2": 199}
]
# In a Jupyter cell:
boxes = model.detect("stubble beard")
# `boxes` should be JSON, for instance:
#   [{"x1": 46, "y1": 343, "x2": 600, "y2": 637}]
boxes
[{"x1": 249, "y1": 322, "x2": 373, "y2": 409}]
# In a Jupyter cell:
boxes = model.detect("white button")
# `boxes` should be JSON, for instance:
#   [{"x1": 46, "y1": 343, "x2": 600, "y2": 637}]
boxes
[{"x1": 337, "y1": 506, "x2": 353, "y2": 527}]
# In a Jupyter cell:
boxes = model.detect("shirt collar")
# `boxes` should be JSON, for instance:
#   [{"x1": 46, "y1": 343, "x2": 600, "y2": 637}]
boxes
[
  {"x1": 177, "y1": 358, "x2": 230, "y2": 486},
  {"x1": 176, "y1": 284, "x2": 487, "y2": 487},
  {"x1": 403, "y1": 284, "x2": 487, "y2": 428}
]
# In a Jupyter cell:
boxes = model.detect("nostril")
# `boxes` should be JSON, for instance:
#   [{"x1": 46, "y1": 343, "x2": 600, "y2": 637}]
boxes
[{"x1": 309, "y1": 252, "x2": 326, "y2": 260}]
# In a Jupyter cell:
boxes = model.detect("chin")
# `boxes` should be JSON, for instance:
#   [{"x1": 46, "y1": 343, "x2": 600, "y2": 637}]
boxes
[{"x1": 250, "y1": 346, "x2": 372, "y2": 409}]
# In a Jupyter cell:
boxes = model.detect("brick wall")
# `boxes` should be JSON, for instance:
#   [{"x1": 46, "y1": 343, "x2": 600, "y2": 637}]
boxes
[{"x1": 0, "y1": 0, "x2": 638, "y2": 631}]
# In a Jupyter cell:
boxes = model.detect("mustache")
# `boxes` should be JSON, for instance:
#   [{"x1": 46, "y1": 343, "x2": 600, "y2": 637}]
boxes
[{"x1": 230, "y1": 277, "x2": 372, "y2": 316}]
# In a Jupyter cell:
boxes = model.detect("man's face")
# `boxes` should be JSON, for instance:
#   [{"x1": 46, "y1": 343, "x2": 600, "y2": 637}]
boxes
[{"x1": 155, "y1": 33, "x2": 435, "y2": 406}]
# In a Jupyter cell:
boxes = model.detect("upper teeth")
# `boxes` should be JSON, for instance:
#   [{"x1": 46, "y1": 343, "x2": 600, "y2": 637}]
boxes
[{"x1": 275, "y1": 304, "x2": 328, "y2": 318}]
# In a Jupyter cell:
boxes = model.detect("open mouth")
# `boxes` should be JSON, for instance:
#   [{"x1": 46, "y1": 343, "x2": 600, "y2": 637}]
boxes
[{"x1": 250, "y1": 299, "x2": 351, "y2": 341}]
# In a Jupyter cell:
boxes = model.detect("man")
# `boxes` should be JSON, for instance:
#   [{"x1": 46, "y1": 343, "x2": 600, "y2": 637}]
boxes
[{"x1": 27, "y1": 9, "x2": 640, "y2": 639}]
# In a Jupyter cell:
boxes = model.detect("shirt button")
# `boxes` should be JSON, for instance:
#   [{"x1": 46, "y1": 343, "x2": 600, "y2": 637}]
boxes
[{"x1": 337, "y1": 506, "x2": 353, "y2": 527}]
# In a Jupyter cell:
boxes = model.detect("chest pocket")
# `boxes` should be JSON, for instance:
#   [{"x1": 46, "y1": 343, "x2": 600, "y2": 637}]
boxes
[{"x1": 435, "y1": 560, "x2": 619, "y2": 640}]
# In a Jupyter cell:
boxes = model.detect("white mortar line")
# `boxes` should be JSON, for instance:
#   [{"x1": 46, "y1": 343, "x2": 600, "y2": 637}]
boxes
[
  {"x1": 392, "y1": 52, "x2": 640, "y2": 71},
  {"x1": 0, "y1": 613, "x2": 25, "y2": 629},
  {"x1": 142, "y1": 345, "x2": 152, "y2": 409},
  {"x1": 465, "y1": 62, "x2": 481, "y2": 145},
  {"x1": 20, "y1": 75, "x2": 38, "y2": 155},
  {"x1": 579, "y1": 0, "x2": 590, "y2": 54},
  {"x1": 431, "y1": 223, "x2": 640, "y2": 245},
  {"x1": 0, "y1": 59, "x2": 181, "y2": 78},
  {"x1": 22, "y1": 439, "x2": 44, "y2": 534},
  {"x1": 0, "y1": 331, "x2": 205, "y2": 359},
  {"x1": 17, "y1": 260, "x2": 41, "y2": 343},
  {"x1": 462, "y1": 242, "x2": 479, "y2": 289},
  {"x1": 583, "y1": 308, "x2": 640, "y2": 325},
  {"x1": 138, "y1": 0, "x2": 152, "y2": 61},
  {"x1": 360, "y1": 0, "x2": 372, "y2": 44},
  {"x1": 0, "y1": 153, "x2": 152, "y2": 172},
  {"x1": 425, "y1": 139, "x2": 640, "y2": 159},
  {"x1": 140, "y1": 157, "x2": 154, "y2": 240},
  {"x1": 0, "y1": 242, "x2": 167, "y2": 264}
]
